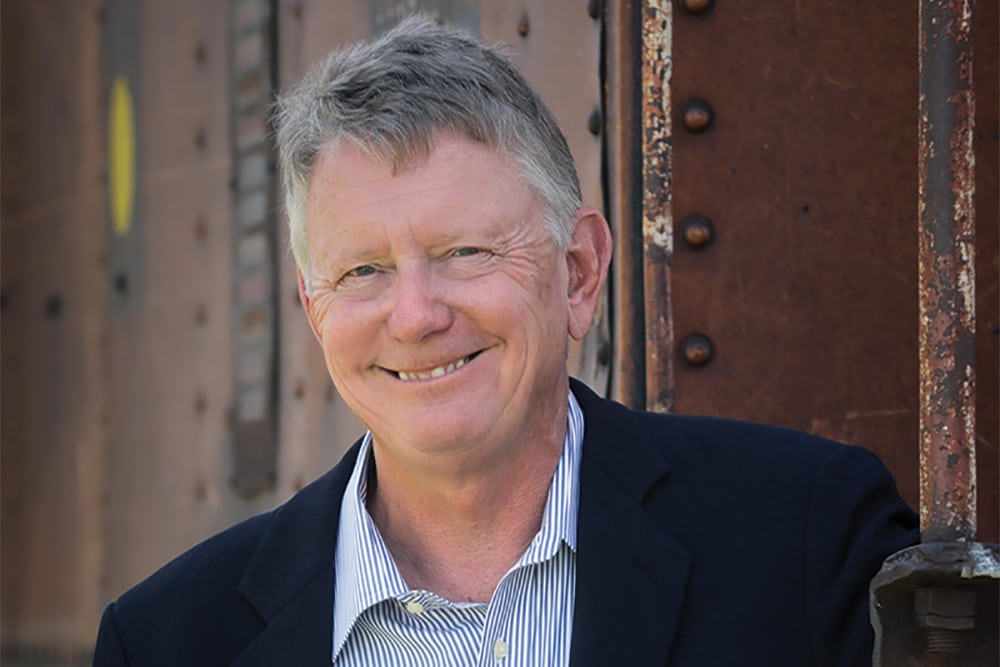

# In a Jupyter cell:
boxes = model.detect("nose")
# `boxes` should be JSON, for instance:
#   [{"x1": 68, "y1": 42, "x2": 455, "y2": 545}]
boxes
[{"x1": 386, "y1": 262, "x2": 453, "y2": 342}]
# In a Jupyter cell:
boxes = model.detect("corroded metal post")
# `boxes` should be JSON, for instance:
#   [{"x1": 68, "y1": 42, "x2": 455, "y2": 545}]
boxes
[
  {"x1": 917, "y1": 0, "x2": 977, "y2": 544},
  {"x1": 871, "y1": 2, "x2": 999, "y2": 665},
  {"x1": 640, "y1": 0, "x2": 675, "y2": 413}
]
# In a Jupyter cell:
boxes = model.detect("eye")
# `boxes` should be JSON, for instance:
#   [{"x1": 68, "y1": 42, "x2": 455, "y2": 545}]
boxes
[
  {"x1": 452, "y1": 247, "x2": 482, "y2": 258},
  {"x1": 345, "y1": 264, "x2": 376, "y2": 278}
]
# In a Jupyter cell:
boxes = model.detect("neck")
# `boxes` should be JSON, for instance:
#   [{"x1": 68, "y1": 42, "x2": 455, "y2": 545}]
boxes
[{"x1": 366, "y1": 407, "x2": 567, "y2": 603}]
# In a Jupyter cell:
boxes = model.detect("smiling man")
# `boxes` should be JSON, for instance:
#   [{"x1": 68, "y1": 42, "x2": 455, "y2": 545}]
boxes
[{"x1": 93, "y1": 17, "x2": 918, "y2": 667}]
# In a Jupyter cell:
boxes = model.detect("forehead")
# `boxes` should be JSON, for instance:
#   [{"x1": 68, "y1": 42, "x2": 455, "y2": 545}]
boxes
[
  {"x1": 304, "y1": 134, "x2": 540, "y2": 245},
  {"x1": 309, "y1": 135, "x2": 528, "y2": 205}
]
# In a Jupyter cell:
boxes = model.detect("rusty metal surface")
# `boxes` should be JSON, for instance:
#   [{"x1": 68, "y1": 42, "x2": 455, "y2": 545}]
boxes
[
  {"x1": 604, "y1": 0, "x2": 646, "y2": 408},
  {"x1": 918, "y1": 0, "x2": 978, "y2": 544},
  {"x1": 101, "y1": 0, "x2": 249, "y2": 607},
  {"x1": 230, "y1": 0, "x2": 279, "y2": 498},
  {"x1": 669, "y1": 3, "x2": 914, "y2": 523},
  {"x1": 640, "y1": 0, "x2": 675, "y2": 413},
  {"x1": 1, "y1": 0, "x2": 108, "y2": 659},
  {"x1": 871, "y1": 542, "x2": 1000, "y2": 665},
  {"x1": 972, "y1": 0, "x2": 999, "y2": 544}
]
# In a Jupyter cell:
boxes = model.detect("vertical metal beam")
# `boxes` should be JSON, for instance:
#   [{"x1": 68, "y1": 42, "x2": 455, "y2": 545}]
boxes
[
  {"x1": 605, "y1": 0, "x2": 646, "y2": 409},
  {"x1": 871, "y1": 3, "x2": 997, "y2": 665},
  {"x1": 640, "y1": 0, "x2": 675, "y2": 413},
  {"x1": 918, "y1": 0, "x2": 977, "y2": 543}
]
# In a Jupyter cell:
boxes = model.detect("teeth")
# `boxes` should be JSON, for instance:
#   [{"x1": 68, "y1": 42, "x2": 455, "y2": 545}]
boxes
[{"x1": 397, "y1": 355, "x2": 469, "y2": 382}]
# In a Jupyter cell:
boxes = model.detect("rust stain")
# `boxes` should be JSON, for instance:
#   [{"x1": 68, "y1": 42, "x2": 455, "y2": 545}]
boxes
[
  {"x1": 641, "y1": 0, "x2": 675, "y2": 413},
  {"x1": 917, "y1": 0, "x2": 977, "y2": 543}
]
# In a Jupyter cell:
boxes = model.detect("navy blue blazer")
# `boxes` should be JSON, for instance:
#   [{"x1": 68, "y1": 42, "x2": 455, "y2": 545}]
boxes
[{"x1": 94, "y1": 380, "x2": 918, "y2": 666}]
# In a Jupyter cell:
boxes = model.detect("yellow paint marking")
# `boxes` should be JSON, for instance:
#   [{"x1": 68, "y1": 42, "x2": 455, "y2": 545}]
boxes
[{"x1": 109, "y1": 76, "x2": 136, "y2": 236}]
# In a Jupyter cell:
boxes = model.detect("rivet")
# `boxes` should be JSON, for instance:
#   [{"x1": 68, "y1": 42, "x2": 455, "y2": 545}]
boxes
[
  {"x1": 682, "y1": 0, "x2": 714, "y2": 16},
  {"x1": 113, "y1": 271, "x2": 129, "y2": 296},
  {"x1": 45, "y1": 294, "x2": 63, "y2": 319},
  {"x1": 597, "y1": 340, "x2": 611, "y2": 367},
  {"x1": 517, "y1": 13, "x2": 530, "y2": 37},
  {"x1": 680, "y1": 333, "x2": 714, "y2": 367},
  {"x1": 293, "y1": 380, "x2": 306, "y2": 399},
  {"x1": 587, "y1": 108, "x2": 602, "y2": 136},
  {"x1": 679, "y1": 215, "x2": 715, "y2": 249},
  {"x1": 682, "y1": 98, "x2": 714, "y2": 133},
  {"x1": 587, "y1": 0, "x2": 602, "y2": 20}
]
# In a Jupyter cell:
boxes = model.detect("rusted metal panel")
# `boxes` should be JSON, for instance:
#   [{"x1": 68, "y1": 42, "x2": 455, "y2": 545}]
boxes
[
  {"x1": 668, "y1": 2, "x2": 926, "y2": 513},
  {"x1": 604, "y1": 0, "x2": 646, "y2": 408},
  {"x1": 640, "y1": 0, "x2": 675, "y2": 413},
  {"x1": 230, "y1": 0, "x2": 279, "y2": 498},
  {"x1": 105, "y1": 0, "x2": 144, "y2": 313},
  {"x1": 102, "y1": 0, "x2": 248, "y2": 609},
  {"x1": 917, "y1": 0, "x2": 977, "y2": 543},
  {"x1": 972, "y1": 0, "x2": 999, "y2": 545},
  {"x1": 1, "y1": 0, "x2": 108, "y2": 661},
  {"x1": 372, "y1": 0, "x2": 478, "y2": 33}
]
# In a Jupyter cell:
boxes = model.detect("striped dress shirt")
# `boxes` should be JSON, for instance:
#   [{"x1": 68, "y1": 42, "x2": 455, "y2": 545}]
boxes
[{"x1": 332, "y1": 391, "x2": 585, "y2": 666}]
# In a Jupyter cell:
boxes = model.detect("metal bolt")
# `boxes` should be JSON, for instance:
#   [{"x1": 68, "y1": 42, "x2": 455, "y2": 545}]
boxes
[
  {"x1": 597, "y1": 340, "x2": 611, "y2": 367},
  {"x1": 587, "y1": 108, "x2": 602, "y2": 136},
  {"x1": 587, "y1": 0, "x2": 602, "y2": 20},
  {"x1": 679, "y1": 214, "x2": 715, "y2": 249},
  {"x1": 682, "y1": 98, "x2": 714, "y2": 133},
  {"x1": 113, "y1": 271, "x2": 129, "y2": 296},
  {"x1": 682, "y1": 0, "x2": 714, "y2": 16},
  {"x1": 680, "y1": 333, "x2": 714, "y2": 367},
  {"x1": 45, "y1": 294, "x2": 63, "y2": 319},
  {"x1": 517, "y1": 13, "x2": 530, "y2": 37},
  {"x1": 914, "y1": 587, "x2": 975, "y2": 655}
]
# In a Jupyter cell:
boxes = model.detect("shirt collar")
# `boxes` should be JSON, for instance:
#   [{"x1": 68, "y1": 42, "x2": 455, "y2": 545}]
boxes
[{"x1": 331, "y1": 389, "x2": 585, "y2": 660}]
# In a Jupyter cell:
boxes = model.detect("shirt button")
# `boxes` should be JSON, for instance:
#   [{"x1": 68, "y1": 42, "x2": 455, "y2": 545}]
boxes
[
  {"x1": 493, "y1": 639, "x2": 509, "y2": 659},
  {"x1": 405, "y1": 601, "x2": 424, "y2": 615}
]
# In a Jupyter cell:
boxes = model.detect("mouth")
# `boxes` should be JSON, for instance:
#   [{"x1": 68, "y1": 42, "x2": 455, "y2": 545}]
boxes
[{"x1": 390, "y1": 350, "x2": 484, "y2": 382}]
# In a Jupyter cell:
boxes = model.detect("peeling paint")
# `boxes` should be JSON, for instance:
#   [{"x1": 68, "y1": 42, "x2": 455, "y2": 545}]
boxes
[
  {"x1": 960, "y1": 543, "x2": 1000, "y2": 579},
  {"x1": 640, "y1": 0, "x2": 675, "y2": 413},
  {"x1": 917, "y1": 0, "x2": 977, "y2": 543}
]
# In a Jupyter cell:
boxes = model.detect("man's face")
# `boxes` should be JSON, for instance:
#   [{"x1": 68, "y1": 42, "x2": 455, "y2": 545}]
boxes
[{"x1": 300, "y1": 134, "x2": 597, "y2": 469}]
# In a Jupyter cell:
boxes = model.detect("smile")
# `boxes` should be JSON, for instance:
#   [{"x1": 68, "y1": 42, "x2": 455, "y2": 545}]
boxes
[{"x1": 393, "y1": 351, "x2": 481, "y2": 382}]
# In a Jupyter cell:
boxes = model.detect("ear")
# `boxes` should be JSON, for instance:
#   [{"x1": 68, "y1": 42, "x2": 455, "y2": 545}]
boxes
[
  {"x1": 297, "y1": 267, "x2": 323, "y2": 343},
  {"x1": 565, "y1": 207, "x2": 613, "y2": 340}
]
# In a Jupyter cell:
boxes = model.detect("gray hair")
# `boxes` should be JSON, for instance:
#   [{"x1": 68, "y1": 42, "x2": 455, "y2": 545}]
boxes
[{"x1": 273, "y1": 15, "x2": 583, "y2": 283}]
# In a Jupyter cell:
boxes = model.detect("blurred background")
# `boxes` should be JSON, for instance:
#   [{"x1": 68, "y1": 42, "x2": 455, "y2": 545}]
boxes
[{"x1": 1, "y1": 1, "x2": 996, "y2": 664}]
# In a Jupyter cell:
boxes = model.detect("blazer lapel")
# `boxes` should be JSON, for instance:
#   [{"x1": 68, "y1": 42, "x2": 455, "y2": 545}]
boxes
[
  {"x1": 569, "y1": 381, "x2": 691, "y2": 667},
  {"x1": 232, "y1": 442, "x2": 362, "y2": 667}
]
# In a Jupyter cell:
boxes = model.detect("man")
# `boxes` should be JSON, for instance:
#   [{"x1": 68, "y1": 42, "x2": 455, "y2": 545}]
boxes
[{"x1": 94, "y1": 17, "x2": 918, "y2": 666}]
